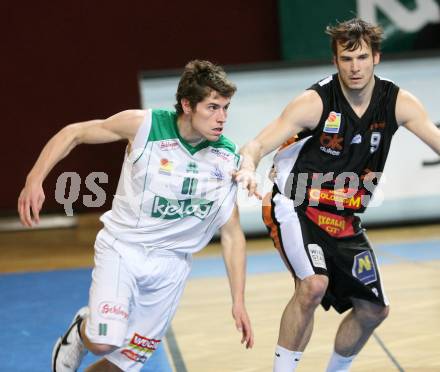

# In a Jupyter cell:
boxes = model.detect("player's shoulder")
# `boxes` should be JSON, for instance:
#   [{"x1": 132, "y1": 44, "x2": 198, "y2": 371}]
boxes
[
  {"x1": 148, "y1": 109, "x2": 178, "y2": 141},
  {"x1": 152, "y1": 108, "x2": 176, "y2": 121},
  {"x1": 307, "y1": 74, "x2": 337, "y2": 91}
]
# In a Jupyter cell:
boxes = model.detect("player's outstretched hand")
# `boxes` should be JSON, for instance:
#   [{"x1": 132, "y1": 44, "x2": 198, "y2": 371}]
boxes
[
  {"x1": 233, "y1": 169, "x2": 262, "y2": 200},
  {"x1": 18, "y1": 180, "x2": 45, "y2": 227},
  {"x1": 232, "y1": 302, "x2": 254, "y2": 349}
]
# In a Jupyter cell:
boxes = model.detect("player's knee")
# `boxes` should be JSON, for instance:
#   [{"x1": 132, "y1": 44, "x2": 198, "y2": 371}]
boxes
[
  {"x1": 357, "y1": 304, "x2": 389, "y2": 327},
  {"x1": 374, "y1": 304, "x2": 390, "y2": 323},
  {"x1": 87, "y1": 342, "x2": 118, "y2": 356},
  {"x1": 298, "y1": 275, "x2": 328, "y2": 308}
]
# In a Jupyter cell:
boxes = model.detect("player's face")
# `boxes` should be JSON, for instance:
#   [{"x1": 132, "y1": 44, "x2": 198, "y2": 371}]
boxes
[
  {"x1": 188, "y1": 91, "x2": 231, "y2": 142},
  {"x1": 334, "y1": 39, "x2": 380, "y2": 91}
]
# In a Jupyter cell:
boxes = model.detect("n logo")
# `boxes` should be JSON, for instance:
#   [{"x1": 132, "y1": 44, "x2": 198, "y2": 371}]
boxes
[{"x1": 352, "y1": 251, "x2": 377, "y2": 285}]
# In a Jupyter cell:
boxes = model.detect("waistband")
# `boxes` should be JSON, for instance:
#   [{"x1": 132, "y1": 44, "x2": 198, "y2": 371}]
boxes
[{"x1": 99, "y1": 227, "x2": 192, "y2": 260}]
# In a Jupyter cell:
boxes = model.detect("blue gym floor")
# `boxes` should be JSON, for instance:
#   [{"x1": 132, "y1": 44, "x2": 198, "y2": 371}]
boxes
[{"x1": 1, "y1": 239, "x2": 439, "y2": 372}]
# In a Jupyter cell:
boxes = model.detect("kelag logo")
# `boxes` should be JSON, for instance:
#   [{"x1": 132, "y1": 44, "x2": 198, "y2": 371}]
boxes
[{"x1": 151, "y1": 196, "x2": 213, "y2": 220}]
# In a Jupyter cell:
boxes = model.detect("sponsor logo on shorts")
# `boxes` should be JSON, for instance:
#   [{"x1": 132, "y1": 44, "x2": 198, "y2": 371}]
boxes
[
  {"x1": 305, "y1": 207, "x2": 355, "y2": 238},
  {"x1": 323, "y1": 111, "x2": 341, "y2": 133},
  {"x1": 159, "y1": 158, "x2": 173, "y2": 175},
  {"x1": 130, "y1": 333, "x2": 161, "y2": 352},
  {"x1": 307, "y1": 244, "x2": 326, "y2": 269},
  {"x1": 99, "y1": 302, "x2": 129, "y2": 321},
  {"x1": 151, "y1": 196, "x2": 213, "y2": 220},
  {"x1": 121, "y1": 349, "x2": 147, "y2": 364},
  {"x1": 159, "y1": 140, "x2": 179, "y2": 151},
  {"x1": 120, "y1": 333, "x2": 161, "y2": 364},
  {"x1": 352, "y1": 251, "x2": 377, "y2": 285},
  {"x1": 309, "y1": 188, "x2": 364, "y2": 210}
]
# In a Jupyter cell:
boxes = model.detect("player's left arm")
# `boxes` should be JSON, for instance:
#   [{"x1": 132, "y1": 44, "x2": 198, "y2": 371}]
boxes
[
  {"x1": 220, "y1": 204, "x2": 254, "y2": 349},
  {"x1": 396, "y1": 89, "x2": 440, "y2": 155}
]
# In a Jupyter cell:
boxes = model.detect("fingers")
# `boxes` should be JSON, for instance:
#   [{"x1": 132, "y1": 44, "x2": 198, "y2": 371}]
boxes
[
  {"x1": 235, "y1": 170, "x2": 262, "y2": 200},
  {"x1": 234, "y1": 312, "x2": 254, "y2": 349},
  {"x1": 23, "y1": 198, "x2": 33, "y2": 227},
  {"x1": 31, "y1": 199, "x2": 40, "y2": 225},
  {"x1": 18, "y1": 187, "x2": 45, "y2": 227},
  {"x1": 239, "y1": 319, "x2": 254, "y2": 349}
]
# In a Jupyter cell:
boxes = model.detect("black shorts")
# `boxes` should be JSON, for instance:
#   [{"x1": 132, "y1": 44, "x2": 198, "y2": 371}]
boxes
[{"x1": 262, "y1": 191, "x2": 389, "y2": 313}]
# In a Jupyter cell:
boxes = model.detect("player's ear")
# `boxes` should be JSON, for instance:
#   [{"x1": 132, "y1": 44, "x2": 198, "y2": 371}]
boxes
[
  {"x1": 181, "y1": 98, "x2": 192, "y2": 115},
  {"x1": 373, "y1": 52, "x2": 381, "y2": 65}
]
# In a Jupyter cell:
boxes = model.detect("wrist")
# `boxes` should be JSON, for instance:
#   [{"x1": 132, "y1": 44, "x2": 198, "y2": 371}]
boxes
[{"x1": 26, "y1": 172, "x2": 44, "y2": 185}]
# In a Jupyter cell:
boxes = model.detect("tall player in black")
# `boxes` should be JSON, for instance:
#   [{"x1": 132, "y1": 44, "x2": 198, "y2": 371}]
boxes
[{"x1": 236, "y1": 18, "x2": 440, "y2": 372}]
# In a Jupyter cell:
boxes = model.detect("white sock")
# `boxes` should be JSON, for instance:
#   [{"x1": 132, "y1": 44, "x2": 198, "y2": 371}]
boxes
[
  {"x1": 273, "y1": 345, "x2": 303, "y2": 372},
  {"x1": 326, "y1": 351, "x2": 356, "y2": 372}
]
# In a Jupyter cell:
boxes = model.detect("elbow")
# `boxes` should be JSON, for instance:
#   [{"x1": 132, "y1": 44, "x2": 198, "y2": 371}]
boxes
[{"x1": 59, "y1": 124, "x2": 81, "y2": 150}]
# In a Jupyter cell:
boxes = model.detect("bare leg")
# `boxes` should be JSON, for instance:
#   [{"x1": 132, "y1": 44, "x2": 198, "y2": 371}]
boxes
[
  {"x1": 278, "y1": 274, "x2": 328, "y2": 350},
  {"x1": 334, "y1": 298, "x2": 389, "y2": 356}
]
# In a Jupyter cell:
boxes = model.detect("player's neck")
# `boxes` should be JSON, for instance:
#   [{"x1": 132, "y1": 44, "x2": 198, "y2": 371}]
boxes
[
  {"x1": 339, "y1": 75, "x2": 375, "y2": 117},
  {"x1": 177, "y1": 115, "x2": 204, "y2": 145}
]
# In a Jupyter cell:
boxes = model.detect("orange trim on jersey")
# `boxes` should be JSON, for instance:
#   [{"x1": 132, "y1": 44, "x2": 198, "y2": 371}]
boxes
[
  {"x1": 262, "y1": 193, "x2": 281, "y2": 250},
  {"x1": 278, "y1": 136, "x2": 298, "y2": 151}
]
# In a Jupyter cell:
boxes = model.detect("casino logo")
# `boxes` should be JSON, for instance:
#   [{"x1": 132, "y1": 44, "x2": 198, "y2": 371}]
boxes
[{"x1": 308, "y1": 188, "x2": 363, "y2": 210}]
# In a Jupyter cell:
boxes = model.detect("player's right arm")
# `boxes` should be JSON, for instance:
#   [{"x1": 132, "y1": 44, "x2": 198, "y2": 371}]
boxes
[
  {"x1": 235, "y1": 90, "x2": 323, "y2": 198},
  {"x1": 18, "y1": 109, "x2": 146, "y2": 227}
]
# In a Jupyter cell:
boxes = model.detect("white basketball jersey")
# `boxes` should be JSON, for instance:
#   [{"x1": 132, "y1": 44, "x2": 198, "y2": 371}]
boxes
[{"x1": 100, "y1": 109, "x2": 240, "y2": 254}]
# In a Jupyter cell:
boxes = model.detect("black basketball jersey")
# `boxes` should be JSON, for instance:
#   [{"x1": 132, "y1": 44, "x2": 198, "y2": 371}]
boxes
[{"x1": 279, "y1": 73, "x2": 400, "y2": 215}]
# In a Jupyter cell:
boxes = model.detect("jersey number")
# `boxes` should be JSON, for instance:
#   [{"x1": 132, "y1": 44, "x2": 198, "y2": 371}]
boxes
[
  {"x1": 181, "y1": 177, "x2": 198, "y2": 195},
  {"x1": 370, "y1": 132, "x2": 381, "y2": 153}
]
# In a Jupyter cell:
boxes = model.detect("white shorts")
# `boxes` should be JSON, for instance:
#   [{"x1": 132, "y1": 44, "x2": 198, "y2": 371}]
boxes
[{"x1": 85, "y1": 228, "x2": 192, "y2": 371}]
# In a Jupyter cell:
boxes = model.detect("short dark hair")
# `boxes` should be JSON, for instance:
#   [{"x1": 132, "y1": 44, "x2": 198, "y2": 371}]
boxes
[
  {"x1": 326, "y1": 18, "x2": 384, "y2": 56},
  {"x1": 175, "y1": 60, "x2": 237, "y2": 115}
]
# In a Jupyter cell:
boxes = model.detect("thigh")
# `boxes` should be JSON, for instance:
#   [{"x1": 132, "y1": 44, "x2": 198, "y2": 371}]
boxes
[
  {"x1": 328, "y1": 231, "x2": 389, "y2": 313},
  {"x1": 263, "y1": 193, "x2": 328, "y2": 279},
  {"x1": 105, "y1": 252, "x2": 192, "y2": 372},
  {"x1": 85, "y1": 229, "x2": 135, "y2": 347}
]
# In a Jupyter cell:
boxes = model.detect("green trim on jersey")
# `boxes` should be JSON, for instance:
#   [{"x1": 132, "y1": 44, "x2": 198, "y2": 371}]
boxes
[{"x1": 149, "y1": 109, "x2": 238, "y2": 156}]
